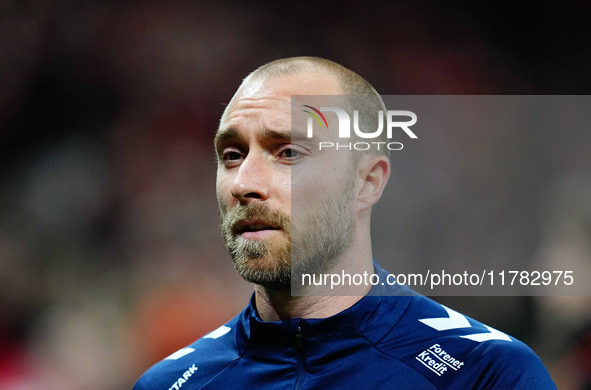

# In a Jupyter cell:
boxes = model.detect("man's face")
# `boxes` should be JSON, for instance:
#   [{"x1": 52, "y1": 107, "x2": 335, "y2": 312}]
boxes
[{"x1": 215, "y1": 72, "x2": 358, "y2": 289}]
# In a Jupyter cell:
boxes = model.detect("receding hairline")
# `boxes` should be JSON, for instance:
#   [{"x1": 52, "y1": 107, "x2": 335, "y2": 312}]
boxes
[{"x1": 241, "y1": 56, "x2": 380, "y2": 96}]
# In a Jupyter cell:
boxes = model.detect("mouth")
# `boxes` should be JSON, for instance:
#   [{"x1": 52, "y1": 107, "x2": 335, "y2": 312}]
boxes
[{"x1": 235, "y1": 220, "x2": 281, "y2": 238}]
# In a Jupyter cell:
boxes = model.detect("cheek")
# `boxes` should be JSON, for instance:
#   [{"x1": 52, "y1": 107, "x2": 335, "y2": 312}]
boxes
[
  {"x1": 292, "y1": 153, "x2": 350, "y2": 201},
  {"x1": 216, "y1": 173, "x2": 232, "y2": 210},
  {"x1": 291, "y1": 172, "x2": 333, "y2": 216},
  {"x1": 277, "y1": 173, "x2": 291, "y2": 211}
]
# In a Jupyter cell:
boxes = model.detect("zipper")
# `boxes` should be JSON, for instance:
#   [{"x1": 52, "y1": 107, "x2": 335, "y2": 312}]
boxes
[{"x1": 294, "y1": 323, "x2": 306, "y2": 390}]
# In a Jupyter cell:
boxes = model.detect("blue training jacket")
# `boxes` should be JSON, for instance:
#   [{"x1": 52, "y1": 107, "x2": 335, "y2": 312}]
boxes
[{"x1": 133, "y1": 262, "x2": 556, "y2": 389}]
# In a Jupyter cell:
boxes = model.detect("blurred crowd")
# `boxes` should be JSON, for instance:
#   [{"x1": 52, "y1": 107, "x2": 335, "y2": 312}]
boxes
[{"x1": 1, "y1": 0, "x2": 591, "y2": 389}]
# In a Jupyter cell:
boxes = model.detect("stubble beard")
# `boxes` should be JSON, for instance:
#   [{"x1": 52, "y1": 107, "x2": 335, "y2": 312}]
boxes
[
  {"x1": 219, "y1": 180, "x2": 356, "y2": 290},
  {"x1": 220, "y1": 202, "x2": 292, "y2": 289}
]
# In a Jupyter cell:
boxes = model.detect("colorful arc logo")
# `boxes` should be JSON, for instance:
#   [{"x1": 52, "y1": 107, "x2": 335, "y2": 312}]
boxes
[{"x1": 303, "y1": 105, "x2": 328, "y2": 129}]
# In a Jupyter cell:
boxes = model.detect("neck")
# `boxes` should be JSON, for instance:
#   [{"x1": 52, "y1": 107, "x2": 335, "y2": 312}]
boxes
[{"x1": 254, "y1": 251, "x2": 374, "y2": 322}]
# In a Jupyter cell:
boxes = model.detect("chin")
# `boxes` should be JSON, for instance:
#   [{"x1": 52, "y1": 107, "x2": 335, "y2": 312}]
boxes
[{"x1": 233, "y1": 255, "x2": 291, "y2": 286}]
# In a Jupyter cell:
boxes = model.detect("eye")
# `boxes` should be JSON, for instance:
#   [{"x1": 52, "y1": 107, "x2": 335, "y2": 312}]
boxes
[
  {"x1": 220, "y1": 149, "x2": 245, "y2": 167},
  {"x1": 224, "y1": 151, "x2": 243, "y2": 161},
  {"x1": 276, "y1": 146, "x2": 307, "y2": 164},
  {"x1": 279, "y1": 148, "x2": 299, "y2": 158}
]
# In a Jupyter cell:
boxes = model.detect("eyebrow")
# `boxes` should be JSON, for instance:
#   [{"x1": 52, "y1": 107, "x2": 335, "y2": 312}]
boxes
[
  {"x1": 214, "y1": 126, "x2": 241, "y2": 149},
  {"x1": 214, "y1": 126, "x2": 309, "y2": 148}
]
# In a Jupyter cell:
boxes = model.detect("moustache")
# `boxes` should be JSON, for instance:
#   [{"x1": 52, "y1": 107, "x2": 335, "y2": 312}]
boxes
[{"x1": 220, "y1": 203, "x2": 291, "y2": 237}]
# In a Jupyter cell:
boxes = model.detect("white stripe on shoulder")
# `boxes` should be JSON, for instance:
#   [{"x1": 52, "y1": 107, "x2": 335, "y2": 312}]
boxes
[
  {"x1": 165, "y1": 347, "x2": 195, "y2": 360},
  {"x1": 203, "y1": 325, "x2": 231, "y2": 339}
]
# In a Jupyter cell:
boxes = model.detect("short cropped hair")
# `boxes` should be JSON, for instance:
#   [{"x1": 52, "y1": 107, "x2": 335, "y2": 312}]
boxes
[{"x1": 243, "y1": 57, "x2": 390, "y2": 159}]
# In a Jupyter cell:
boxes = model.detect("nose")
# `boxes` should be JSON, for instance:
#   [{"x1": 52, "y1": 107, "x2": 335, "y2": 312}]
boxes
[{"x1": 230, "y1": 152, "x2": 271, "y2": 204}]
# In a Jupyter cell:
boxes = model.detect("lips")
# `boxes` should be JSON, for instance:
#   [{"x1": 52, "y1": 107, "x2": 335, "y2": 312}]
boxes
[{"x1": 235, "y1": 220, "x2": 280, "y2": 234}]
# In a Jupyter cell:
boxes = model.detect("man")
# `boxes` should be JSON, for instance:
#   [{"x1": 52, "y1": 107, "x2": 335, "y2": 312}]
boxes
[{"x1": 134, "y1": 57, "x2": 556, "y2": 389}]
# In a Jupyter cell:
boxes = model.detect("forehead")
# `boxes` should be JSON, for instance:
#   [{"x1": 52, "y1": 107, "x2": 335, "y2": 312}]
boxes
[{"x1": 219, "y1": 71, "x2": 341, "y2": 128}]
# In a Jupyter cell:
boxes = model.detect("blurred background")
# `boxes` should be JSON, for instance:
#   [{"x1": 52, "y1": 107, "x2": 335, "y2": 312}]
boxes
[{"x1": 1, "y1": 0, "x2": 590, "y2": 388}]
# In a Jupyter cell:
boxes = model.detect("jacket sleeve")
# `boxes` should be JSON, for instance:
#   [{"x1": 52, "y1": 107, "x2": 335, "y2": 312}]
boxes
[{"x1": 476, "y1": 341, "x2": 556, "y2": 389}]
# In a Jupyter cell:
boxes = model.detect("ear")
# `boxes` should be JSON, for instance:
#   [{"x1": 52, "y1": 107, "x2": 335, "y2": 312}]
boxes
[{"x1": 356, "y1": 155, "x2": 390, "y2": 213}]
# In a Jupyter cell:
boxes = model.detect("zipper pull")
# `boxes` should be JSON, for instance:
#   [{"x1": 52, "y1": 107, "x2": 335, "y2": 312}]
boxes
[{"x1": 296, "y1": 325, "x2": 304, "y2": 349}]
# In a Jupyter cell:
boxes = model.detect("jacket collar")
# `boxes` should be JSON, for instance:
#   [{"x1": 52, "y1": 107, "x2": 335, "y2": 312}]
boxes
[{"x1": 235, "y1": 260, "x2": 414, "y2": 355}]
